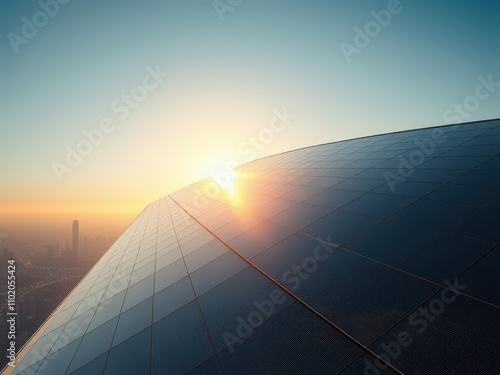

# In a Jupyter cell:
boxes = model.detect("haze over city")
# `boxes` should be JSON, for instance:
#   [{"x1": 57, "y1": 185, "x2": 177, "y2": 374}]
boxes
[{"x1": 1, "y1": 0, "x2": 499, "y2": 250}]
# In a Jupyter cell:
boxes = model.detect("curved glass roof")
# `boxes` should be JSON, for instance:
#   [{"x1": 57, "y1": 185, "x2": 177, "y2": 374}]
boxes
[{"x1": 4, "y1": 119, "x2": 500, "y2": 375}]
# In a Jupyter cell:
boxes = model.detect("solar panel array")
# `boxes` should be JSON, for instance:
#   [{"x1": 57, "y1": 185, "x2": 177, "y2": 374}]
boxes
[{"x1": 4, "y1": 120, "x2": 500, "y2": 374}]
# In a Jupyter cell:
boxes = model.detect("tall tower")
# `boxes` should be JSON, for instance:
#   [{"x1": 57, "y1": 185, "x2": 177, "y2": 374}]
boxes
[{"x1": 72, "y1": 220, "x2": 79, "y2": 262}]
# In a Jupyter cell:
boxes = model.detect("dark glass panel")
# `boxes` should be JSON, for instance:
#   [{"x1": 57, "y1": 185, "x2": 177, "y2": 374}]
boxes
[
  {"x1": 67, "y1": 317, "x2": 118, "y2": 373},
  {"x1": 282, "y1": 249, "x2": 391, "y2": 320},
  {"x1": 227, "y1": 221, "x2": 295, "y2": 258},
  {"x1": 420, "y1": 155, "x2": 488, "y2": 169},
  {"x1": 154, "y1": 258, "x2": 188, "y2": 293},
  {"x1": 43, "y1": 302, "x2": 79, "y2": 334},
  {"x1": 371, "y1": 180, "x2": 441, "y2": 198},
  {"x1": 389, "y1": 198, "x2": 482, "y2": 232},
  {"x1": 463, "y1": 134, "x2": 500, "y2": 145},
  {"x1": 155, "y1": 248, "x2": 183, "y2": 272},
  {"x1": 129, "y1": 260, "x2": 155, "y2": 286},
  {"x1": 252, "y1": 198, "x2": 299, "y2": 219},
  {"x1": 184, "y1": 239, "x2": 229, "y2": 273},
  {"x1": 452, "y1": 169, "x2": 500, "y2": 186},
  {"x1": 190, "y1": 251, "x2": 249, "y2": 296},
  {"x1": 13, "y1": 326, "x2": 65, "y2": 374},
  {"x1": 344, "y1": 221, "x2": 443, "y2": 266},
  {"x1": 88, "y1": 290, "x2": 125, "y2": 332},
  {"x1": 184, "y1": 356, "x2": 223, "y2": 375},
  {"x1": 198, "y1": 267, "x2": 293, "y2": 350},
  {"x1": 35, "y1": 337, "x2": 82, "y2": 375},
  {"x1": 443, "y1": 144, "x2": 500, "y2": 157},
  {"x1": 104, "y1": 328, "x2": 150, "y2": 375},
  {"x1": 339, "y1": 193, "x2": 415, "y2": 218},
  {"x1": 327, "y1": 271, "x2": 439, "y2": 344},
  {"x1": 344, "y1": 158, "x2": 386, "y2": 169},
  {"x1": 280, "y1": 185, "x2": 327, "y2": 201},
  {"x1": 454, "y1": 207, "x2": 500, "y2": 243},
  {"x1": 444, "y1": 128, "x2": 490, "y2": 138},
  {"x1": 302, "y1": 210, "x2": 378, "y2": 247},
  {"x1": 49, "y1": 309, "x2": 95, "y2": 353},
  {"x1": 112, "y1": 297, "x2": 152, "y2": 347},
  {"x1": 370, "y1": 294, "x2": 500, "y2": 375},
  {"x1": 251, "y1": 233, "x2": 335, "y2": 281},
  {"x1": 306, "y1": 176, "x2": 345, "y2": 188},
  {"x1": 179, "y1": 230, "x2": 215, "y2": 255},
  {"x1": 211, "y1": 213, "x2": 264, "y2": 242},
  {"x1": 404, "y1": 168, "x2": 465, "y2": 183},
  {"x1": 121, "y1": 275, "x2": 153, "y2": 312},
  {"x1": 354, "y1": 168, "x2": 399, "y2": 180},
  {"x1": 218, "y1": 302, "x2": 363, "y2": 374},
  {"x1": 400, "y1": 234, "x2": 496, "y2": 283},
  {"x1": 458, "y1": 247, "x2": 500, "y2": 305},
  {"x1": 153, "y1": 276, "x2": 195, "y2": 323},
  {"x1": 338, "y1": 354, "x2": 399, "y2": 375},
  {"x1": 326, "y1": 168, "x2": 362, "y2": 178},
  {"x1": 425, "y1": 183, "x2": 500, "y2": 205},
  {"x1": 304, "y1": 187, "x2": 364, "y2": 209},
  {"x1": 151, "y1": 300, "x2": 214, "y2": 375},
  {"x1": 68, "y1": 353, "x2": 106, "y2": 375},
  {"x1": 333, "y1": 178, "x2": 385, "y2": 192},
  {"x1": 476, "y1": 155, "x2": 500, "y2": 170}
]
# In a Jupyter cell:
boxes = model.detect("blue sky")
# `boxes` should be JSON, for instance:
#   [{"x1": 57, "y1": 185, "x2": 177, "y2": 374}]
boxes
[{"x1": 1, "y1": 0, "x2": 499, "y2": 241}]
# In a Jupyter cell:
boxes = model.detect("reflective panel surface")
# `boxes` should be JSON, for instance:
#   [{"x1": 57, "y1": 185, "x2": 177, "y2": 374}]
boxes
[{"x1": 4, "y1": 120, "x2": 500, "y2": 375}]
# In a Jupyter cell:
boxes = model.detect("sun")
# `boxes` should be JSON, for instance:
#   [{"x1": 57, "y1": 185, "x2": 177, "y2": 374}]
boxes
[
  {"x1": 209, "y1": 171, "x2": 249, "y2": 210},
  {"x1": 212, "y1": 171, "x2": 239, "y2": 193}
]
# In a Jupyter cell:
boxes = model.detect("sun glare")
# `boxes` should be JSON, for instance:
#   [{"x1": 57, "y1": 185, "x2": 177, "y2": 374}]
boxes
[
  {"x1": 208, "y1": 170, "x2": 248, "y2": 210},
  {"x1": 212, "y1": 172, "x2": 239, "y2": 193}
]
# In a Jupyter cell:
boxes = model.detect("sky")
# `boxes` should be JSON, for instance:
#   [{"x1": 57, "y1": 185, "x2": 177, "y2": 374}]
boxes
[{"x1": 1, "y1": 0, "x2": 499, "y2": 248}]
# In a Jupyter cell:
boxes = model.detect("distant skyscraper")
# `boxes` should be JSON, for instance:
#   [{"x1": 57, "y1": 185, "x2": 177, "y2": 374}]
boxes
[
  {"x1": 2, "y1": 248, "x2": 13, "y2": 261},
  {"x1": 46, "y1": 244, "x2": 54, "y2": 261},
  {"x1": 72, "y1": 220, "x2": 79, "y2": 262}
]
